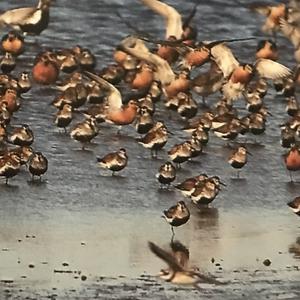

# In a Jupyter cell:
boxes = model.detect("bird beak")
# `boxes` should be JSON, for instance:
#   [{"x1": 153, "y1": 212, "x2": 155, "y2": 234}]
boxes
[
  {"x1": 220, "y1": 181, "x2": 226, "y2": 186},
  {"x1": 167, "y1": 130, "x2": 173, "y2": 135},
  {"x1": 247, "y1": 150, "x2": 253, "y2": 156}
]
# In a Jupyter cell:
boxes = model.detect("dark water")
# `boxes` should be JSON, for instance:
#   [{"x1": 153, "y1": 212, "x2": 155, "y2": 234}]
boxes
[{"x1": 0, "y1": 0, "x2": 300, "y2": 299}]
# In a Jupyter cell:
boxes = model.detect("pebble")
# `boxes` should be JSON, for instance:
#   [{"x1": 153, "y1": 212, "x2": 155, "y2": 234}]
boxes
[{"x1": 263, "y1": 259, "x2": 271, "y2": 266}]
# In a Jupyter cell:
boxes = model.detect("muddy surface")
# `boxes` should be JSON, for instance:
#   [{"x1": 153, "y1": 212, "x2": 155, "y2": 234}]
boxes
[{"x1": 0, "y1": 0, "x2": 300, "y2": 299}]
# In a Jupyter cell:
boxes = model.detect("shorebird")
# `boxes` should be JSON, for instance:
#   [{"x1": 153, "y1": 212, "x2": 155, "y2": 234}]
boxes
[
  {"x1": 176, "y1": 92, "x2": 198, "y2": 120},
  {"x1": 55, "y1": 103, "x2": 73, "y2": 133},
  {"x1": 148, "y1": 241, "x2": 224, "y2": 287},
  {"x1": 175, "y1": 174, "x2": 208, "y2": 197},
  {"x1": 0, "y1": 151, "x2": 21, "y2": 184},
  {"x1": 249, "y1": 3, "x2": 286, "y2": 40},
  {"x1": 32, "y1": 53, "x2": 59, "y2": 85},
  {"x1": 156, "y1": 161, "x2": 176, "y2": 188},
  {"x1": 0, "y1": 52, "x2": 16, "y2": 74},
  {"x1": 163, "y1": 201, "x2": 190, "y2": 237},
  {"x1": 17, "y1": 72, "x2": 32, "y2": 94},
  {"x1": 0, "y1": 0, "x2": 53, "y2": 36},
  {"x1": 0, "y1": 88, "x2": 20, "y2": 114},
  {"x1": 287, "y1": 196, "x2": 300, "y2": 216},
  {"x1": 190, "y1": 176, "x2": 225, "y2": 206},
  {"x1": 10, "y1": 124, "x2": 34, "y2": 146},
  {"x1": 10, "y1": 146, "x2": 34, "y2": 167},
  {"x1": 135, "y1": 106, "x2": 154, "y2": 135},
  {"x1": 168, "y1": 141, "x2": 193, "y2": 168},
  {"x1": 1, "y1": 31, "x2": 24, "y2": 56},
  {"x1": 281, "y1": 125, "x2": 296, "y2": 148},
  {"x1": 210, "y1": 43, "x2": 292, "y2": 101},
  {"x1": 137, "y1": 121, "x2": 169, "y2": 158},
  {"x1": 70, "y1": 117, "x2": 98, "y2": 150},
  {"x1": 84, "y1": 71, "x2": 138, "y2": 128},
  {"x1": 28, "y1": 151, "x2": 48, "y2": 181},
  {"x1": 255, "y1": 39, "x2": 278, "y2": 60},
  {"x1": 97, "y1": 148, "x2": 128, "y2": 176},
  {"x1": 284, "y1": 144, "x2": 300, "y2": 182},
  {"x1": 191, "y1": 61, "x2": 224, "y2": 106},
  {"x1": 228, "y1": 145, "x2": 251, "y2": 178}
]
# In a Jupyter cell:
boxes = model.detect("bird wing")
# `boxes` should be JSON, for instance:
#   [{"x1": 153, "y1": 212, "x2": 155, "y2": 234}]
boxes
[
  {"x1": 248, "y1": 3, "x2": 271, "y2": 16},
  {"x1": 84, "y1": 71, "x2": 122, "y2": 110},
  {"x1": 254, "y1": 58, "x2": 292, "y2": 80},
  {"x1": 97, "y1": 152, "x2": 116, "y2": 164},
  {"x1": 140, "y1": 0, "x2": 183, "y2": 39},
  {"x1": 148, "y1": 241, "x2": 184, "y2": 272},
  {"x1": 0, "y1": 7, "x2": 38, "y2": 26},
  {"x1": 182, "y1": 4, "x2": 199, "y2": 29},
  {"x1": 279, "y1": 17, "x2": 300, "y2": 48},
  {"x1": 120, "y1": 36, "x2": 175, "y2": 86},
  {"x1": 170, "y1": 240, "x2": 190, "y2": 268},
  {"x1": 210, "y1": 44, "x2": 240, "y2": 79}
]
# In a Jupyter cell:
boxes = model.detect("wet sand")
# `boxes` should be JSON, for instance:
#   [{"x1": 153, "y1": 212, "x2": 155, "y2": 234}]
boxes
[{"x1": 0, "y1": 0, "x2": 300, "y2": 299}]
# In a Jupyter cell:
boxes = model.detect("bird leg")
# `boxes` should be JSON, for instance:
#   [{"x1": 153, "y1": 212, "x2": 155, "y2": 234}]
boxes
[
  {"x1": 289, "y1": 171, "x2": 294, "y2": 183},
  {"x1": 171, "y1": 226, "x2": 175, "y2": 242}
]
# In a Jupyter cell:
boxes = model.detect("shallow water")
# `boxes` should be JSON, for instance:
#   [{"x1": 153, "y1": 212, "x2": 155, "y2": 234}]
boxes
[{"x1": 0, "y1": 0, "x2": 300, "y2": 299}]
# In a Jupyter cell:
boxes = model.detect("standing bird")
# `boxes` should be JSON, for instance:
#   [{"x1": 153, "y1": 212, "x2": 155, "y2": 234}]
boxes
[
  {"x1": 28, "y1": 152, "x2": 48, "y2": 181},
  {"x1": 135, "y1": 106, "x2": 154, "y2": 135},
  {"x1": 55, "y1": 103, "x2": 73, "y2": 133},
  {"x1": 0, "y1": 52, "x2": 16, "y2": 73},
  {"x1": 0, "y1": 152, "x2": 21, "y2": 184},
  {"x1": 190, "y1": 176, "x2": 225, "y2": 206},
  {"x1": 287, "y1": 196, "x2": 300, "y2": 216},
  {"x1": 97, "y1": 148, "x2": 128, "y2": 176},
  {"x1": 17, "y1": 72, "x2": 32, "y2": 94},
  {"x1": 284, "y1": 144, "x2": 300, "y2": 182},
  {"x1": 0, "y1": 0, "x2": 53, "y2": 36},
  {"x1": 1, "y1": 31, "x2": 24, "y2": 56},
  {"x1": 156, "y1": 161, "x2": 176, "y2": 188},
  {"x1": 228, "y1": 145, "x2": 251, "y2": 178},
  {"x1": 70, "y1": 117, "x2": 98, "y2": 150},
  {"x1": 175, "y1": 174, "x2": 208, "y2": 198},
  {"x1": 148, "y1": 241, "x2": 224, "y2": 286},
  {"x1": 163, "y1": 201, "x2": 190, "y2": 238},
  {"x1": 32, "y1": 53, "x2": 59, "y2": 85},
  {"x1": 137, "y1": 121, "x2": 169, "y2": 158}
]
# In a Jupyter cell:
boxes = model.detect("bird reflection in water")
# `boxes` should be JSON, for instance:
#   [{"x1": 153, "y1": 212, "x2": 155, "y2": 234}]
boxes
[
  {"x1": 192, "y1": 206, "x2": 219, "y2": 230},
  {"x1": 289, "y1": 237, "x2": 300, "y2": 259}
]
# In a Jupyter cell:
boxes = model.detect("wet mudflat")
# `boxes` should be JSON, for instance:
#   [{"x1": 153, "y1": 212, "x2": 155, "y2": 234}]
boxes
[{"x1": 0, "y1": 0, "x2": 300, "y2": 299}]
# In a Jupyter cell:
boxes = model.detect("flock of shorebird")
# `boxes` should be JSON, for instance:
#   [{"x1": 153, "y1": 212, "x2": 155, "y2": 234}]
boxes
[{"x1": 1, "y1": 0, "x2": 300, "y2": 288}]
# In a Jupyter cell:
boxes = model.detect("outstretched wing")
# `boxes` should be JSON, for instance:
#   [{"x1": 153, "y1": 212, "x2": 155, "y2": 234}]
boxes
[
  {"x1": 170, "y1": 240, "x2": 190, "y2": 268},
  {"x1": 84, "y1": 71, "x2": 122, "y2": 110},
  {"x1": 120, "y1": 36, "x2": 175, "y2": 86},
  {"x1": 141, "y1": 0, "x2": 183, "y2": 39},
  {"x1": 279, "y1": 17, "x2": 300, "y2": 48},
  {"x1": 254, "y1": 58, "x2": 292, "y2": 80},
  {"x1": 0, "y1": 7, "x2": 38, "y2": 26},
  {"x1": 210, "y1": 44, "x2": 240, "y2": 79},
  {"x1": 148, "y1": 241, "x2": 184, "y2": 272}
]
